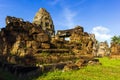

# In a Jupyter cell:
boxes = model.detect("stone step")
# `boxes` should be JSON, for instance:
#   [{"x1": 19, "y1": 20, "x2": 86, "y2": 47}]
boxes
[
  {"x1": 0, "y1": 57, "x2": 98, "y2": 79},
  {"x1": 36, "y1": 49, "x2": 70, "y2": 53},
  {"x1": 33, "y1": 54, "x2": 93, "y2": 65}
]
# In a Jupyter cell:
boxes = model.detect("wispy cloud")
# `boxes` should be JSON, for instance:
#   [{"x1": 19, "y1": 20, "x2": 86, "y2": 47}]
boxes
[
  {"x1": 70, "y1": 0, "x2": 87, "y2": 8},
  {"x1": 53, "y1": 7, "x2": 78, "y2": 30},
  {"x1": 52, "y1": 0, "x2": 86, "y2": 29},
  {"x1": 62, "y1": 8, "x2": 77, "y2": 28},
  {"x1": 49, "y1": 0, "x2": 61, "y2": 5},
  {"x1": 91, "y1": 26, "x2": 112, "y2": 42}
]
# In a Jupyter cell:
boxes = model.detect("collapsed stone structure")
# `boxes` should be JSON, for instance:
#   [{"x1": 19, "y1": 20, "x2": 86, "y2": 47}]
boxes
[
  {"x1": 97, "y1": 42, "x2": 110, "y2": 57},
  {"x1": 109, "y1": 42, "x2": 120, "y2": 59},
  {"x1": 0, "y1": 16, "x2": 51, "y2": 57},
  {"x1": 0, "y1": 8, "x2": 98, "y2": 64},
  {"x1": 111, "y1": 42, "x2": 120, "y2": 55},
  {"x1": 54, "y1": 26, "x2": 96, "y2": 55},
  {"x1": 2, "y1": 8, "x2": 117, "y2": 79},
  {"x1": 0, "y1": 8, "x2": 104, "y2": 78}
]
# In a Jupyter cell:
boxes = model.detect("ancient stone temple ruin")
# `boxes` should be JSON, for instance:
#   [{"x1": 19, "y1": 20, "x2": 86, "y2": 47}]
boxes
[
  {"x1": 97, "y1": 42, "x2": 110, "y2": 57},
  {"x1": 0, "y1": 8, "x2": 102, "y2": 64},
  {"x1": 0, "y1": 8, "x2": 110, "y2": 78}
]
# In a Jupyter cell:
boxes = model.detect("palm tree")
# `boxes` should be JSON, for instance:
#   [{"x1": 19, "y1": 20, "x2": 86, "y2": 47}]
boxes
[{"x1": 111, "y1": 35, "x2": 120, "y2": 44}]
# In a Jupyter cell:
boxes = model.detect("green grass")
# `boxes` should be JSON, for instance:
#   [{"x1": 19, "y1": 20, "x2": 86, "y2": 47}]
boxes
[{"x1": 35, "y1": 57, "x2": 120, "y2": 80}]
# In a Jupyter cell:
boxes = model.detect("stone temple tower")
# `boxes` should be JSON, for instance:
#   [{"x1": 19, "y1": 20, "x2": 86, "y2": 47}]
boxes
[{"x1": 33, "y1": 8, "x2": 55, "y2": 37}]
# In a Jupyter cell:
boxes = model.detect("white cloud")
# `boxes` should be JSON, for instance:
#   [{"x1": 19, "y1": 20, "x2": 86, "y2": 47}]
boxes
[
  {"x1": 54, "y1": 7, "x2": 78, "y2": 30},
  {"x1": 63, "y1": 8, "x2": 77, "y2": 28},
  {"x1": 91, "y1": 26, "x2": 112, "y2": 42},
  {"x1": 52, "y1": 1, "x2": 84, "y2": 29},
  {"x1": 50, "y1": 0, "x2": 89, "y2": 30}
]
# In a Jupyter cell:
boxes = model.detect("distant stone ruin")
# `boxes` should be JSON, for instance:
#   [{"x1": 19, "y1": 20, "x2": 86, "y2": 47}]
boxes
[
  {"x1": 111, "y1": 42, "x2": 120, "y2": 55},
  {"x1": 97, "y1": 42, "x2": 110, "y2": 57},
  {"x1": 109, "y1": 42, "x2": 120, "y2": 59}
]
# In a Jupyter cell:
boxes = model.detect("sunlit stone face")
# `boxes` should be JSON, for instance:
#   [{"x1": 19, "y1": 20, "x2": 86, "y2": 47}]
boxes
[{"x1": 33, "y1": 8, "x2": 55, "y2": 37}]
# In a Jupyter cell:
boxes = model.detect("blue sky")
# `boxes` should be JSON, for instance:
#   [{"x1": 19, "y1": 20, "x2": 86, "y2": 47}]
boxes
[{"x1": 0, "y1": 0, "x2": 120, "y2": 43}]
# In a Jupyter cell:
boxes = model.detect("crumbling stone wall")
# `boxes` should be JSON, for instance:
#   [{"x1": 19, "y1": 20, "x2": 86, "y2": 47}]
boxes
[
  {"x1": 69, "y1": 26, "x2": 94, "y2": 55},
  {"x1": 54, "y1": 26, "x2": 95, "y2": 55},
  {"x1": 0, "y1": 16, "x2": 51, "y2": 58},
  {"x1": 89, "y1": 34, "x2": 98, "y2": 56},
  {"x1": 6, "y1": 16, "x2": 23, "y2": 25}
]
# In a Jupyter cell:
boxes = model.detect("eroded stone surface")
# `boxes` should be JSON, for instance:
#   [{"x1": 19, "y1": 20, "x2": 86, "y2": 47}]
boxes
[
  {"x1": 0, "y1": 16, "x2": 50, "y2": 59},
  {"x1": 33, "y1": 8, "x2": 55, "y2": 37},
  {"x1": 54, "y1": 26, "x2": 95, "y2": 55},
  {"x1": 97, "y1": 42, "x2": 110, "y2": 57},
  {"x1": 111, "y1": 42, "x2": 120, "y2": 55}
]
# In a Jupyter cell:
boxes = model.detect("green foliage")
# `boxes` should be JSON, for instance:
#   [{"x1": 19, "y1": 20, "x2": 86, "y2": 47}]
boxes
[{"x1": 111, "y1": 35, "x2": 120, "y2": 44}]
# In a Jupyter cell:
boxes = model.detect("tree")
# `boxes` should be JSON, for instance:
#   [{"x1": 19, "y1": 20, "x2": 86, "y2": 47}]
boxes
[{"x1": 111, "y1": 35, "x2": 120, "y2": 44}]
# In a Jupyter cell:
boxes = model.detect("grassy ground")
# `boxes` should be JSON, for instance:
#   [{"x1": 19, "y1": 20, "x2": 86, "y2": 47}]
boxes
[
  {"x1": 0, "y1": 57, "x2": 120, "y2": 80},
  {"x1": 35, "y1": 57, "x2": 120, "y2": 80}
]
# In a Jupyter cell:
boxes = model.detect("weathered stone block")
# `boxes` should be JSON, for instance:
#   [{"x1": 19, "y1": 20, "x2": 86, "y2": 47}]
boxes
[{"x1": 41, "y1": 43, "x2": 50, "y2": 49}]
